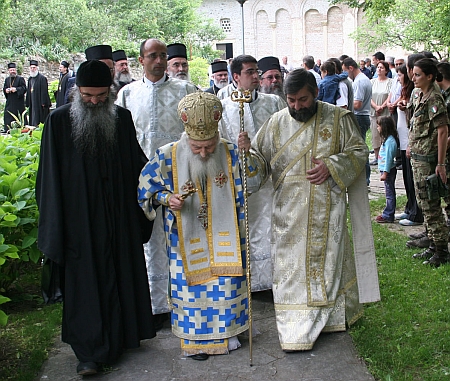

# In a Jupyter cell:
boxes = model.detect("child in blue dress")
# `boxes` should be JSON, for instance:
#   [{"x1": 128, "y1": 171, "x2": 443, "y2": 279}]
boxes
[{"x1": 376, "y1": 116, "x2": 399, "y2": 223}]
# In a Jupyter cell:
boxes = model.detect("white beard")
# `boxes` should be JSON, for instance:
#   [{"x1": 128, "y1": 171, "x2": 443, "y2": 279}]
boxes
[
  {"x1": 29, "y1": 70, "x2": 38, "y2": 78},
  {"x1": 214, "y1": 78, "x2": 228, "y2": 89},
  {"x1": 179, "y1": 133, "x2": 222, "y2": 185}
]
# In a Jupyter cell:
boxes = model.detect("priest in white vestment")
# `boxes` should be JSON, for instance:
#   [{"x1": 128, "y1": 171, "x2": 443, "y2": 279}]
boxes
[
  {"x1": 238, "y1": 68, "x2": 380, "y2": 351},
  {"x1": 219, "y1": 54, "x2": 286, "y2": 292},
  {"x1": 116, "y1": 39, "x2": 197, "y2": 318}
]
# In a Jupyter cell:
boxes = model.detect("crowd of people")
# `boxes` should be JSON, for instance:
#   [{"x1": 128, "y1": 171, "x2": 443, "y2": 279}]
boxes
[{"x1": 3, "y1": 40, "x2": 447, "y2": 376}]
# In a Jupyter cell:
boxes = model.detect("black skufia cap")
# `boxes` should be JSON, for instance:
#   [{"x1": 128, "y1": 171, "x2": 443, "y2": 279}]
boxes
[
  {"x1": 76, "y1": 60, "x2": 112, "y2": 87},
  {"x1": 167, "y1": 43, "x2": 187, "y2": 60},
  {"x1": 258, "y1": 56, "x2": 281, "y2": 75},
  {"x1": 211, "y1": 61, "x2": 228, "y2": 74},
  {"x1": 112, "y1": 50, "x2": 127, "y2": 62},
  {"x1": 85, "y1": 45, "x2": 113, "y2": 61}
]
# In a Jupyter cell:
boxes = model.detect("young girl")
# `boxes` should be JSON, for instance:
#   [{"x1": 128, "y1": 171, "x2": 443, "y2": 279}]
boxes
[{"x1": 376, "y1": 116, "x2": 399, "y2": 223}]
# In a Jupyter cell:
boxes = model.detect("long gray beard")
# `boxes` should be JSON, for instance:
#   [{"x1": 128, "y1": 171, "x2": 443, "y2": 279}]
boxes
[
  {"x1": 179, "y1": 133, "x2": 222, "y2": 186},
  {"x1": 29, "y1": 71, "x2": 38, "y2": 78},
  {"x1": 259, "y1": 83, "x2": 286, "y2": 101},
  {"x1": 70, "y1": 87, "x2": 117, "y2": 158},
  {"x1": 116, "y1": 71, "x2": 133, "y2": 84}
]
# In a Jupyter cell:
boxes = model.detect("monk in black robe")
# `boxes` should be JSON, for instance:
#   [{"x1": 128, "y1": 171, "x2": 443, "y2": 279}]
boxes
[
  {"x1": 36, "y1": 60, "x2": 156, "y2": 376},
  {"x1": 55, "y1": 60, "x2": 74, "y2": 108},
  {"x1": 2, "y1": 62, "x2": 26, "y2": 130},
  {"x1": 25, "y1": 60, "x2": 51, "y2": 126}
]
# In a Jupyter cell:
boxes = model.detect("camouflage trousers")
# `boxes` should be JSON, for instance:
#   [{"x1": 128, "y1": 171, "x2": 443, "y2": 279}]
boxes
[{"x1": 411, "y1": 159, "x2": 448, "y2": 246}]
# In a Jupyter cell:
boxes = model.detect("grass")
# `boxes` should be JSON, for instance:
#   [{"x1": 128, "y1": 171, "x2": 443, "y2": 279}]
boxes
[
  {"x1": 0, "y1": 267, "x2": 62, "y2": 381},
  {"x1": 350, "y1": 195, "x2": 450, "y2": 381},
  {"x1": 1, "y1": 194, "x2": 449, "y2": 381}
]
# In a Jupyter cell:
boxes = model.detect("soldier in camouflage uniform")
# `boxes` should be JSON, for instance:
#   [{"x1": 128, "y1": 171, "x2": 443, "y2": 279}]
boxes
[
  {"x1": 437, "y1": 62, "x2": 450, "y2": 225},
  {"x1": 408, "y1": 58, "x2": 449, "y2": 267}
]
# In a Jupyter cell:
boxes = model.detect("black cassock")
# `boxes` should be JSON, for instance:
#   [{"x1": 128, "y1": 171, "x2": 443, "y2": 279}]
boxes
[
  {"x1": 26, "y1": 73, "x2": 51, "y2": 126},
  {"x1": 36, "y1": 104, "x2": 156, "y2": 364},
  {"x1": 2, "y1": 75, "x2": 26, "y2": 129},
  {"x1": 55, "y1": 72, "x2": 74, "y2": 108}
]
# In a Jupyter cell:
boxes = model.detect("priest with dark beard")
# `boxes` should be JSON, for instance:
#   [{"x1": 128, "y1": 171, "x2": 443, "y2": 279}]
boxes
[
  {"x1": 2, "y1": 62, "x2": 27, "y2": 131},
  {"x1": 36, "y1": 60, "x2": 156, "y2": 376}
]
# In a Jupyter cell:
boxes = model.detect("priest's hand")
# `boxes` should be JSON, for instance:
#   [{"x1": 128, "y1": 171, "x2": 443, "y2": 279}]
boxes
[
  {"x1": 169, "y1": 194, "x2": 185, "y2": 211},
  {"x1": 306, "y1": 157, "x2": 330, "y2": 185},
  {"x1": 238, "y1": 132, "x2": 251, "y2": 153}
]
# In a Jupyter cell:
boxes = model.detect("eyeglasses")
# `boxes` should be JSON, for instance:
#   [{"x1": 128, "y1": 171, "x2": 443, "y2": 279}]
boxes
[
  {"x1": 144, "y1": 52, "x2": 168, "y2": 60},
  {"x1": 242, "y1": 68, "x2": 261, "y2": 76},
  {"x1": 262, "y1": 75, "x2": 282, "y2": 81},
  {"x1": 80, "y1": 91, "x2": 109, "y2": 101}
]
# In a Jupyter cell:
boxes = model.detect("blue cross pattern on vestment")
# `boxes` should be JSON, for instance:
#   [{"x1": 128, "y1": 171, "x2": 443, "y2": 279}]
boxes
[
  {"x1": 195, "y1": 321, "x2": 213, "y2": 335},
  {"x1": 201, "y1": 306, "x2": 220, "y2": 322},
  {"x1": 206, "y1": 285, "x2": 225, "y2": 301},
  {"x1": 178, "y1": 314, "x2": 196, "y2": 334}
]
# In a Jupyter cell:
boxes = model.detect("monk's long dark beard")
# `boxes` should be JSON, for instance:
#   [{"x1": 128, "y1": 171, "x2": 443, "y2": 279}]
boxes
[
  {"x1": 179, "y1": 133, "x2": 222, "y2": 186},
  {"x1": 70, "y1": 87, "x2": 117, "y2": 158},
  {"x1": 288, "y1": 101, "x2": 317, "y2": 122}
]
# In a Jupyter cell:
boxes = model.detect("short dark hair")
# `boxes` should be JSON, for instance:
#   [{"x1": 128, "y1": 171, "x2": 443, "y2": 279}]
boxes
[
  {"x1": 407, "y1": 53, "x2": 426, "y2": 71},
  {"x1": 420, "y1": 51, "x2": 437, "y2": 60},
  {"x1": 414, "y1": 58, "x2": 442, "y2": 83},
  {"x1": 302, "y1": 55, "x2": 315, "y2": 70},
  {"x1": 327, "y1": 57, "x2": 343, "y2": 74},
  {"x1": 342, "y1": 57, "x2": 358, "y2": 70},
  {"x1": 437, "y1": 62, "x2": 450, "y2": 81},
  {"x1": 373, "y1": 52, "x2": 385, "y2": 61},
  {"x1": 320, "y1": 61, "x2": 336, "y2": 75},
  {"x1": 284, "y1": 68, "x2": 317, "y2": 96},
  {"x1": 230, "y1": 55, "x2": 257, "y2": 76},
  {"x1": 338, "y1": 54, "x2": 349, "y2": 62}
]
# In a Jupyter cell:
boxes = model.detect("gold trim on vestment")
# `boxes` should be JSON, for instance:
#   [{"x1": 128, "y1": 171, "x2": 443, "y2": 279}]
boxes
[
  {"x1": 173, "y1": 141, "x2": 243, "y2": 286},
  {"x1": 271, "y1": 120, "x2": 313, "y2": 191},
  {"x1": 181, "y1": 339, "x2": 229, "y2": 355}
]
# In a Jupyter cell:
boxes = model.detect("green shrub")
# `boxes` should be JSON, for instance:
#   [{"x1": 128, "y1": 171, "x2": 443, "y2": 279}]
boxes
[
  {"x1": 0, "y1": 128, "x2": 42, "y2": 325},
  {"x1": 189, "y1": 56, "x2": 210, "y2": 89}
]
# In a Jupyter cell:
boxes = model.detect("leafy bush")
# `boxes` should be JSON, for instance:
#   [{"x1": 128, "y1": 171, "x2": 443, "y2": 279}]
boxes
[
  {"x1": 189, "y1": 57, "x2": 210, "y2": 89},
  {"x1": 0, "y1": 128, "x2": 42, "y2": 325}
]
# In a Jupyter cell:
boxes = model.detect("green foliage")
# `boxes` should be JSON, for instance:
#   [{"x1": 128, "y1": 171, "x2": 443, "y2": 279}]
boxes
[
  {"x1": 0, "y1": 128, "x2": 42, "y2": 325},
  {"x1": 0, "y1": 0, "x2": 224, "y2": 61},
  {"x1": 189, "y1": 57, "x2": 210, "y2": 89},
  {"x1": 48, "y1": 80, "x2": 58, "y2": 104},
  {"x1": 331, "y1": 0, "x2": 450, "y2": 59}
]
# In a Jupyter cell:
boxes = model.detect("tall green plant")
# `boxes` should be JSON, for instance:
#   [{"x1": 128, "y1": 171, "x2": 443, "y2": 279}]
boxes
[{"x1": 0, "y1": 128, "x2": 42, "y2": 325}]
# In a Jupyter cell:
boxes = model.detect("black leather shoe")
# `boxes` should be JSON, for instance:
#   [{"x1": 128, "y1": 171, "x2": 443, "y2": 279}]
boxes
[
  {"x1": 408, "y1": 230, "x2": 427, "y2": 240},
  {"x1": 407, "y1": 236, "x2": 431, "y2": 249},
  {"x1": 423, "y1": 249, "x2": 450, "y2": 268},
  {"x1": 412, "y1": 247, "x2": 435, "y2": 259},
  {"x1": 76, "y1": 361, "x2": 98, "y2": 376},
  {"x1": 190, "y1": 353, "x2": 209, "y2": 361}
]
